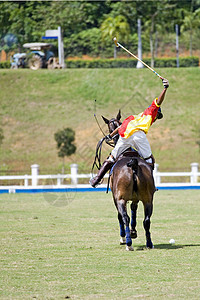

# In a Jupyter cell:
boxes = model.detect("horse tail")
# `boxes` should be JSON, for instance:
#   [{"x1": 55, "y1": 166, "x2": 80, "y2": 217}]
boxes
[{"x1": 127, "y1": 158, "x2": 138, "y2": 192}]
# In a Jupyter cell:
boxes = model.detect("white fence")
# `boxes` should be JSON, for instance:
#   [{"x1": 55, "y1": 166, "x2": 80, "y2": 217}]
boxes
[
  {"x1": 153, "y1": 163, "x2": 199, "y2": 185},
  {"x1": 0, "y1": 163, "x2": 199, "y2": 192}
]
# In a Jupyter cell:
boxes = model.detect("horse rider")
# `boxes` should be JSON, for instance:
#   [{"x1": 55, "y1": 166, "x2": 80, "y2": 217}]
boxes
[{"x1": 90, "y1": 78, "x2": 169, "y2": 188}]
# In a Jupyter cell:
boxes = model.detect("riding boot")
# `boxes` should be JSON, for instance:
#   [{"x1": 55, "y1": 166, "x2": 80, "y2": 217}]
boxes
[{"x1": 90, "y1": 158, "x2": 114, "y2": 188}]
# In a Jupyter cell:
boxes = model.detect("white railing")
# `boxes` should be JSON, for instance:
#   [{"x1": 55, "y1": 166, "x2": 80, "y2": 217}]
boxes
[
  {"x1": 153, "y1": 163, "x2": 199, "y2": 185},
  {"x1": 0, "y1": 163, "x2": 199, "y2": 188}
]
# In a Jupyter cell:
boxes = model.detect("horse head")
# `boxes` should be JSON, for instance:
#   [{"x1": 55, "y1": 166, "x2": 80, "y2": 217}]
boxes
[{"x1": 102, "y1": 110, "x2": 122, "y2": 145}]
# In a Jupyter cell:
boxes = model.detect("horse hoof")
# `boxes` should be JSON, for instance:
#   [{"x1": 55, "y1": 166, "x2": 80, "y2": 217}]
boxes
[
  {"x1": 131, "y1": 230, "x2": 137, "y2": 239},
  {"x1": 126, "y1": 245, "x2": 134, "y2": 251},
  {"x1": 147, "y1": 241, "x2": 154, "y2": 249},
  {"x1": 120, "y1": 237, "x2": 126, "y2": 245}
]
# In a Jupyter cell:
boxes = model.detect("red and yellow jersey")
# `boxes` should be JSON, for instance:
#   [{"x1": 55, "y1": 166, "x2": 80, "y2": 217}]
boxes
[{"x1": 118, "y1": 99, "x2": 160, "y2": 139}]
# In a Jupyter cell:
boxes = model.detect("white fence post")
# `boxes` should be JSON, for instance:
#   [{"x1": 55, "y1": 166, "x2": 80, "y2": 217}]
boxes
[
  {"x1": 153, "y1": 163, "x2": 160, "y2": 185},
  {"x1": 24, "y1": 175, "x2": 29, "y2": 187},
  {"x1": 190, "y1": 163, "x2": 199, "y2": 184},
  {"x1": 71, "y1": 164, "x2": 78, "y2": 185},
  {"x1": 57, "y1": 174, "x2": 62, "y2": 186},
  {"x1": 31, "y1": 164, "x2": 39, "y2": 186}
]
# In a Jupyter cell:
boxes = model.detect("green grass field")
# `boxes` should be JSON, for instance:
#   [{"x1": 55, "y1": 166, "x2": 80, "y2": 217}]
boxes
[
  {"x1": 0, "y1": 68, "x2": 199, "y2": 173},
  {"x1": 0, "y1": 190, "x2": 200, "y2": 299}
]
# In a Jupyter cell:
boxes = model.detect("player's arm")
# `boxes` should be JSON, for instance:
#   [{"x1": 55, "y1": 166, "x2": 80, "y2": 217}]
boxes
[
  {"x1": 110, "y1": 126, "x2": 120, "y2": 138},
  {"x1": 156, "y1": 79, "x2": 169, "y2": 106},
  {"x1": 105, "y1": 126, "x2": 121, "y2": 141}
]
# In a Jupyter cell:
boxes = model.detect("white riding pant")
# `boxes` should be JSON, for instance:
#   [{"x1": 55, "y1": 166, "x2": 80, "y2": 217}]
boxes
[{"x1": 111, "y1": 130, "x2": 152, "y2": 162}]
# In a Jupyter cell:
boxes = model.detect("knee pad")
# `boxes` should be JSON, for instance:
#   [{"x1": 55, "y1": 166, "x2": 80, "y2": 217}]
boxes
[{"x1": 145, "y1": 157, "x2": 153, "y2": 164}]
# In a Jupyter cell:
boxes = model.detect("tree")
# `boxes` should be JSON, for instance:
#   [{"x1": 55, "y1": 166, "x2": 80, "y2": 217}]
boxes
[
  {"x1": 0, "y1": 0, "x2": 200, "y2": 59},
  {"x1": 0, "y1": 2, "x2": 18, "y2": 55},
  {"x1": 181, "y1": 7, "x2": 200, "y2": 56},
  {"x1": 0, "y1": 2, "x2": 50, "y2": 52},
  {"x1": 143, "y1": 0, "x2": 177, "y2": 68},
  {"x1": 100, "y1": 15, "x2": 130, "y2": 58},
  {"x1": 37, "y1": 1, "x2": 110, "y2": 38},
  {"x1": 54, "y1": 128, "x2": 76, "y2": 173},
  {"x1": 64, "y1": 27, "x2": 102, "y2": 57}
]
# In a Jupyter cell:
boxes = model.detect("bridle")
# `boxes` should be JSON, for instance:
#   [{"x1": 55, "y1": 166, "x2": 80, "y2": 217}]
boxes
[
  {"x1": 108, "y1": 118, "x2": 121, "y2": 146},
  {"x1": 91, "y1": 117, "x2": 121, "y2": 175}
]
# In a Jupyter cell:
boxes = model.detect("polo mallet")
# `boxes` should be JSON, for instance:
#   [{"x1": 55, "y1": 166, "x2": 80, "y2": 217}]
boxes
[{"x1": 113, "y1": 37, "x2": 164, "y2": 80}]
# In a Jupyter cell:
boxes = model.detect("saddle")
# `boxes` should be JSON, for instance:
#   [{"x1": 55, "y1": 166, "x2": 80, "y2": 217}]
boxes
[
  {"x1": 118, "y1": 148, "x2": 139, "y2": 160},
  {"x1": 120, "y1": 148, "x2": 155, "y2": 170},
  {"x1": 109, "y1": 148, "x2": 139, "y2": 175}
]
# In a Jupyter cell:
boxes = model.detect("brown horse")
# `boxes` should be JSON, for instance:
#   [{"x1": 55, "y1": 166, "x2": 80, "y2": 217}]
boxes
[{"x1": 102, "y1": 111, "x2": 157, "y2": 251}]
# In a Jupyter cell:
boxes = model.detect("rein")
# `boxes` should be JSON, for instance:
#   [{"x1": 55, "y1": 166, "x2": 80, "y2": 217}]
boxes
[
  {"x1": 91, "y1": 134, "x2": 117, "y2": 175},
  {"x1": 91, "y1": 114, "x2": 120, "y2": 175},
  {"x1": 91, "y1": 136, "x2": 106, "y2": 174}
]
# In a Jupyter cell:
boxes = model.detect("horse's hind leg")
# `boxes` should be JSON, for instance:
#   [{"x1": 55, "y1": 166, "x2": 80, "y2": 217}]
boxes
[
  {"x1": 117, "y1": 200, "x2": 133, "y2": 251},
  {"x1": 143, "y1": 203, "x2": 154, "y2": 249},
  {"x1": 130, "y1": 202, "x2": 138, "y2": 239},
  {"x1": 118, "y1": 213, "x2": 126, "y2": 245}
]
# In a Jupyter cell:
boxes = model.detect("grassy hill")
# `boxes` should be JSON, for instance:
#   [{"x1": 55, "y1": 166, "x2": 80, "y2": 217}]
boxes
[{"x1": 0, "y1": 68, "x2": 199, "y2": 174}]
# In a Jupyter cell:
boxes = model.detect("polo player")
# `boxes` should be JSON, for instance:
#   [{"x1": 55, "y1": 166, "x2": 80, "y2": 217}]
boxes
[{"x1": 90, "y1": 78, "x2": 169, "y2": 188}]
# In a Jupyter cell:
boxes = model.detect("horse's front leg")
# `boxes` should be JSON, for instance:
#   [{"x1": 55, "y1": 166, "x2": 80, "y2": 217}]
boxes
[
  {"x1": 117, "y1": 199, "x2": 133, "y2": 251},
  {"x1": 130, "y1": 202, "x2": 138, "y2": 239},
  {"x1": 143, "y1": 203, "x2": 154, "y2": 249}
]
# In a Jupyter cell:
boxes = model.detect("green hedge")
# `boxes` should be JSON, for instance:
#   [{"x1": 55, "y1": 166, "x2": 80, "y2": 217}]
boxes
[
  {"x1": 66, "y1": 57, "x2": 199, "y2": 68},
  {"x1": 0, "y1": 56, "x2": 199, "y2": 69},
  {"x1": 0, "y1": 61, "x2": 11, "y2": 69}
]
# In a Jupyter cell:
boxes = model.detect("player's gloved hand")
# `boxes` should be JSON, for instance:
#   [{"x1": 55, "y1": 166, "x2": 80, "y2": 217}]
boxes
[
  {"x1": 105, "y1": 134, "x2": 112, "y2": 141},
  {"x1": 162, "y1": 78, "x2": 169, "y2": 89}
]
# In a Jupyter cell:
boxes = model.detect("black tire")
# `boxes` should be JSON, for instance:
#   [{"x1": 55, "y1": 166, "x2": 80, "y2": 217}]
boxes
[
  {"x1": 28, "y1": 54, "x2": 43, "y2": 70},
  {"x1": 47, "y1": 57, "x2": 54, "y2": 69}
]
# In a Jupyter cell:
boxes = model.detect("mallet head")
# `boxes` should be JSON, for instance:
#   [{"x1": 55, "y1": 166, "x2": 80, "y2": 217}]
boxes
[{"x1": 113, "y1": 37, "x2": 119, "y2": 47}]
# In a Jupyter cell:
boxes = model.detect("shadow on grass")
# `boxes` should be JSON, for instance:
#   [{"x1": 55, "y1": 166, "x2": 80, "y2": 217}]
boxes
[{"x1": 136, "y1": 243, "x2": 200, "y2": 251}]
